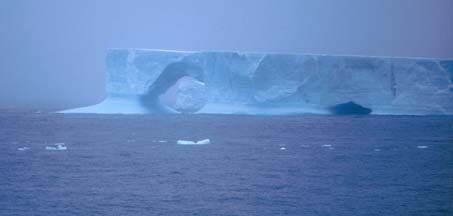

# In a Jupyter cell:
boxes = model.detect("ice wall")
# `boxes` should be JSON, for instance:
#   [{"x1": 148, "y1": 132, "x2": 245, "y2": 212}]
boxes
[{"x1": 65, "y1": 49, "x2": 453, "y2": 115}]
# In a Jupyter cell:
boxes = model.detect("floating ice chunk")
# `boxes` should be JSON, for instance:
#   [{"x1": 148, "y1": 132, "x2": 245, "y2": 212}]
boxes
[
  {"x1": 280, "y1": 147, "x2": 286, "y2": 150},
  {"x1": 177, "y1": 140, "x2": 196, "y2": 145},
  {"x1": 417, "y1": 145, "x2": 428, "y2": 149},
  {"x1": 177, "y1": 139, "x2": 210, "y2": 145},
  {"x1": 17, "y1": 147, "x2": 30, "y2": 151},
  {"x1": 196, "y1": 139, "x2": 210, "y2": 145},
  {"x1": 374, "y1": 148, "x2": 381, "y2": 152},
  {"x1": 321, "y1": 144, "x2": 332, "y2": 148},
  {"x1": 45, "y1": 143, "x2": 67, "y2": 151}
]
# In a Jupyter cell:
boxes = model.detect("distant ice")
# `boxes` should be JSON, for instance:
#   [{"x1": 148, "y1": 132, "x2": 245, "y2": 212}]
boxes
[
  {"x1": 17, "y1": 147, "x2": 30, "y2": 151},
  {"x1": 177, "y1": 139, "x2": 210, "y2": 145},
  {"x1": 374, "y1": 148, "x2": 381, "y2": 152},
  {"x1": 417, "y1": 145, "x2": 428, "y2": 149},
  {"x1": 45, "y1": 143, "x2": 67, "y2": 151},
  {"x1": 321, "y1": 144, "x2": 334, "y2": 150},
  {"x1": 280, "y1": 147, "x2": 286, "y2": 150}
]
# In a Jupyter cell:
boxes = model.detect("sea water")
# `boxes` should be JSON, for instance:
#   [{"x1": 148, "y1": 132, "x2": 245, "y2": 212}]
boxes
[{"x1": 0, "y1": 111, "x2": 452, "y2": 215}]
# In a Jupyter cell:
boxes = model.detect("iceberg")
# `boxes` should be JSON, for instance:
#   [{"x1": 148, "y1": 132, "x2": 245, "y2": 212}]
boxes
[{"x1": 64, "y1": 49, "x2": 453, "y2": 115}]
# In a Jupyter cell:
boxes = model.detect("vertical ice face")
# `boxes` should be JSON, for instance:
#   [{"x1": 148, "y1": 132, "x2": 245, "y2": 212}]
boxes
[
  {"x1": 66, "y1": 49, "x2": 453, "y2": 115},
  {"x1": 439, "y1": 61, "x2": 453, "y2": 93}
]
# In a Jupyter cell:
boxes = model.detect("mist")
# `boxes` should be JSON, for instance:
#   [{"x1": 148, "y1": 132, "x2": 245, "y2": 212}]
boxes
[{"x1": 0, "y1": 0, "x2": 452, "y2": 109}]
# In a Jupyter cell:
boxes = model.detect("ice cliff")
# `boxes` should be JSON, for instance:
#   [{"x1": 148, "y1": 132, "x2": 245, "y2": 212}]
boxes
[{"x1": 65, "y1": 49, "x2": 453, "y2": 115}]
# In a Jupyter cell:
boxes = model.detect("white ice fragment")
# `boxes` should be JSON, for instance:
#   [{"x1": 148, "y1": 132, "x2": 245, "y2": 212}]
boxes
[
  {"x1": 177, "y1": 139, "x2": 210, "y2": 145},
  {"x1": 417, "y1": 145, "x2": 428, "y2": 149},
  {"x1": 280, "y1": 147, "x2": 286, "y2": 150},
  {"x1": 374, "y1": 148, "x2": 381, "y2": 152},
  {"x1": 196, "y1": 139, "x2": 210, "y2": 145},
  {"x1": 321, "y1": 144, "x2": 332, "y2": 148},
  {"x1": 177, "y1": 140, "x2": 196, "y2": 145},
  {"x1": 45, "y1": 143, "x2": 67, "y2": 151},
  {"x1": 17, "y1": 147, "x2": 30, "y2": 151}
]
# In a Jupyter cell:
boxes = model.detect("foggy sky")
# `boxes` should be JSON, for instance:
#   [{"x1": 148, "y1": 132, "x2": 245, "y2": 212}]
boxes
[{"x1": 1, "y1": 0, "x2": 452, "y2": 109}]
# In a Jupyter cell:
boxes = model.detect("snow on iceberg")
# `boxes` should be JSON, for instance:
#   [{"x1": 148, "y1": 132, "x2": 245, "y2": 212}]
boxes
[{"x1": 63, "y1": 49, "x2": 453, "y2": 115}]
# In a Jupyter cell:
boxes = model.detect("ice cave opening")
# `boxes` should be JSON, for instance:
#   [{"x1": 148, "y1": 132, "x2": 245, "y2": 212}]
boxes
[
  {"x1": 140, "y1": 62, "x2": 207, "y2": 113},
  {"x1": 329, "y1": 101, "x2": 372, "y2": 115}
]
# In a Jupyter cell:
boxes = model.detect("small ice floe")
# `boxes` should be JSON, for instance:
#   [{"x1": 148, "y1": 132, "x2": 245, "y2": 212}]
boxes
[
  {"x1": 17, "y1": 147, "x2": 30, "y2": 151},
  {"x1": 321, "y1": 144, "x2": 334, "y2": 150},
  {"x1": 177, "y1": 139, "x2": 210, "y2": 145},
  {"x1": 45, "y1": 143, "x2": 67, "y2": 151},
  {"x1": 280, "y1": 147, "x2": 286, "y2": 150},
  {"x1": 417, "y1": 145, "x2": 428, "y2": 149},
  {"x1": 373, "y1": 148, "x2": 381, "y2": 152}
]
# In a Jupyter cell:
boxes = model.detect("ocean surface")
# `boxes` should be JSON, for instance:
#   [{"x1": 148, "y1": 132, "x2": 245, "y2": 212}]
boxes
[{"x1": 0, "y1": 111, "x2": 452, "y2": 215}]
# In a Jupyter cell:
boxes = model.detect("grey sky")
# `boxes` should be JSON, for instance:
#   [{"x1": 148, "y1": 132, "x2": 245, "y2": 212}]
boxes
[{"x1": 1, "y1": 0, "x2": 452, "y2": 109}]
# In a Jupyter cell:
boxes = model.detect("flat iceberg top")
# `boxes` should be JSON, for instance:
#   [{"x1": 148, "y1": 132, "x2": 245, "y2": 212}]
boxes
[{"x1": 64, "y1": 49, "x2": 453, "y2": 115}]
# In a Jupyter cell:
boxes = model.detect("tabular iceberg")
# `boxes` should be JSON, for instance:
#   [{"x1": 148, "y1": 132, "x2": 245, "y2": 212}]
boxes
[{"x1": 64, "y1": 49, "x2": 453, "y2": 115}]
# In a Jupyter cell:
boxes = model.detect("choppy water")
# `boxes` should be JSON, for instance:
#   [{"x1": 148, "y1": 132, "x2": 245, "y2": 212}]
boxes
[{"x1": 1, "y1": 111, "x2": 452, "y2": 215}]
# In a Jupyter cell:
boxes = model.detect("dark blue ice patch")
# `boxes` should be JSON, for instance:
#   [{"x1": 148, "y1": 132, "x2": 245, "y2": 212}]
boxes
[{"x1": 329, "y1": 101, "x2": 372, "y2": 115}]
